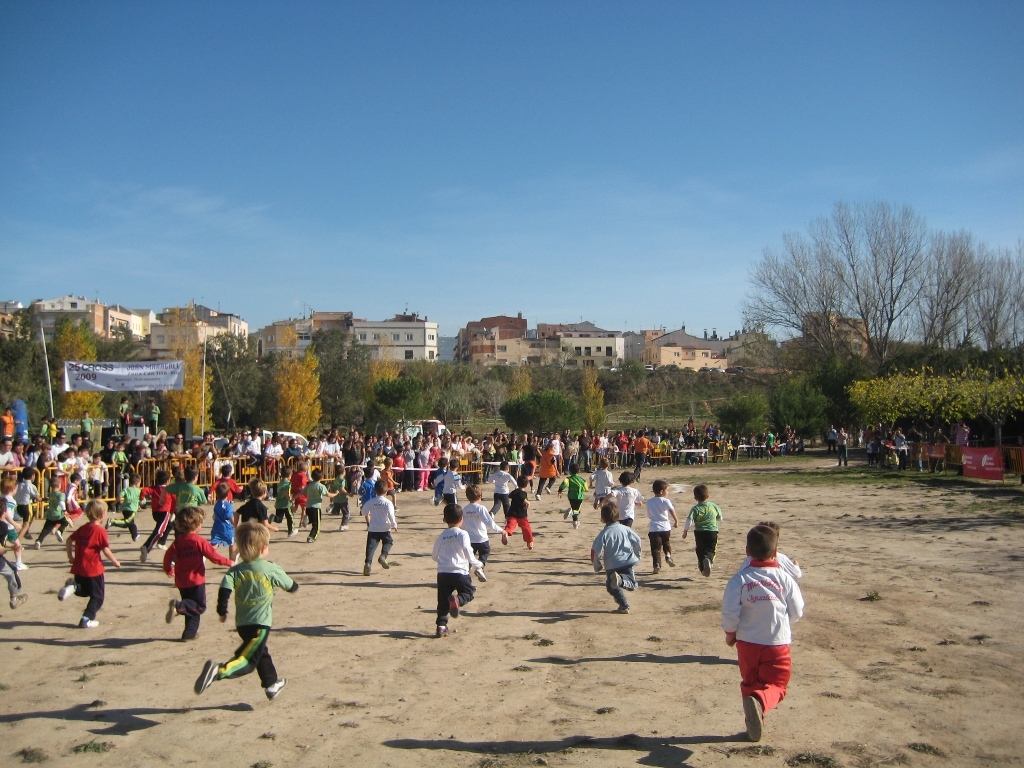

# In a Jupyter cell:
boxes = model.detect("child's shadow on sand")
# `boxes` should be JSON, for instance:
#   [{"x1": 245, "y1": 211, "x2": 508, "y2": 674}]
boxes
[{"x1": 0, "y1": 701, "x2": 254, "y2": 736}]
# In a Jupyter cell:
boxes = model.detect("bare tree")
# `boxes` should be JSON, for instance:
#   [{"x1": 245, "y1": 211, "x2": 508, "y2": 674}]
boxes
[
  {"x1": 743, "y1": 231, "x2": 846, "y2": 355},
  {"x1": 823, "y1": 201, "x2": 926, "y2": 366},
  {"x1": 917, "y1": 230, "x2": 977, "y2": 348},
  {"x1": 971, "y1": 243, "x2": 1023, "y2": 349}
]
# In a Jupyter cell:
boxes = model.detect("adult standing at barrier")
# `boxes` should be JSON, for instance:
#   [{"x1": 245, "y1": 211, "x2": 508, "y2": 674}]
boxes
[
  {"x1": 825, "y1": 425, "x2": 837, "y2": 454},
  {"x1": 631, "y1": 431, "x2": 652, "y2": 481},
  {"x1": 954, "y1": 420, "x2": 970, "y2": 447},
  {"x1": 836, "y1": 427, "x2": 848, "y2": 467}
]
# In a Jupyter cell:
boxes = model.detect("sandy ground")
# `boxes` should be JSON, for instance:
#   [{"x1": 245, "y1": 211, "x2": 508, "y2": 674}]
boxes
[{"x1": 2, "y1": 456, "x2": 1022, "y2": 768}]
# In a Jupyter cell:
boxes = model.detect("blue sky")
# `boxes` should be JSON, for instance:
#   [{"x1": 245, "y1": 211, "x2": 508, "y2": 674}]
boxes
[{"x1": 2, "y1": 2, "x2": 1021, "y2": 339}]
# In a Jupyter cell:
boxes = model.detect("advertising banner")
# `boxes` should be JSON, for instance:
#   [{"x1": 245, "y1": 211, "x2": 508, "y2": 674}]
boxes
[
  {"x1": 63, "y1": 361, "x2": 185, "y2": 392},
  {"x1": 961, "y1": 447, "x2": 1004, "y2": 481}
]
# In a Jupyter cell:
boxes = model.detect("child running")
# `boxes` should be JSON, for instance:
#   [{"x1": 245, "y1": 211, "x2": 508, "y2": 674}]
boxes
[
  {"x1": 0, "y1": 528, "x2": 28, "y2": 609},
  {"x1": 560, "y1": 464, "x2": 588, "y2": 529},
  {"x1": 303, "y1": 469, "x2": 333, "y2": 543},
  {"x1": 210, "y1": 483, "x2": 237, "y2": 560},
  {"x1": 502, "y1": 475, "x2": 534, "y2": 550},
  {"x1": 291, "y1": 461, "x2": 308, "y2": 529},
  {"x1": 590, "y1": 458, "x2": 614, "y2": 510},
  {"x1": 34, "y1": 479, "x2": 68, "y2": 549},
  {"x1": 163, "y1": 506, "x2": 234, "y2": 640},
  {"x1": 722, "y1": 524, "x2": 805, "y2": 742},
  {"x1": 57, "y1": 500, "x2": 121, "y2": 628},
  {"x1": 682, "y1": 483, "x2": 723, "y2": 577},
  {"x1": 611, "y1": 471, "x2": 644, "y2": 528},
  {"x1": 461, "y1": 484, "x2": 505, "y2": 578},
  {"x1": 739, "y1": 521, "x2": 802, "y2": 581},
  {"x1": 15, "y1": 467, "x2": 41, "y2": 541},
  {"x1": 274, "y1": 466, "x2": 295, "y2": 537},
  {"x1": 140, "y1": 470, "x2": 175, "y2": 562},
  {"x1": 590, "y1": 499, "x2": 642, "y2": 614},
  {"x1": 432, "y1": 503, "x2": 484, "y2": 637},
  {"x1": 645, "y1": 479, "x2": 678, "y2": 574},
  {"x1": 362, "y1": 480, "x2": 397, "y2": 576},
  {"x1": 110, "y1": 472, "x2": 142, "y2": 541},
  {"x1": 488, "y1": 460, "x2": 517, "y2": 520},
  {"x1": 235, "y1": 480, "x2": 279, "y2": 533},
  {"x1": 328, "y1": 469, "x2": 350, "y2": 531},
  {"x1": 194, "y1": 522, "x2": 297, "y2": 700},
  {"x1": 1, "y1": 477, "x2": 27, "y2": 570}
]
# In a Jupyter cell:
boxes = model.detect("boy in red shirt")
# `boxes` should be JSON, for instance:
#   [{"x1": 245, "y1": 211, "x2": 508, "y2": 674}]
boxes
[
  {"x1": 140, "y1": 470, "x2": 175, "y2": 563},
  {"x1": 163, "y1": 506, "x2": 234, "y2": 640},
  {"x1": 208, "y1": 464, "x2": 243, "y2": 503},
  {"x1": 58, "y1": 500, "x2": 121, "y2": 628},
  {"x1": 290, "y1": 461, "x2": 309, "y2": 529}
]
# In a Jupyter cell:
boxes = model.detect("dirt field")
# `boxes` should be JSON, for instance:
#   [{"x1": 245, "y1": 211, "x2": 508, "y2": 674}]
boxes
[{"x1": 3, "y1": 457, "x2": 1022, "y2": 768}]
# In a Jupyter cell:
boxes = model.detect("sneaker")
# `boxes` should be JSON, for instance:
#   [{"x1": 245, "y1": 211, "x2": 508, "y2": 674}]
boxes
[
  {"x1": 306, "y1": 536, "x2": 314, "y2": 543},
  {"x1": 363, "y1": 563, "x2": 371, "y2": 576},
  {"x1": 140, "y1": 545, "x2": 148, "y2": 563},
  {"x1": 449, "y1": 596, "x2": 459, "y2": 618},
  {"x1": 15, "y1": 561, "x2": 28, "y2": 571},
  {"x1": 9, "y1": 593, "x2": 27, "y2": 609},
  {"x1": 22, "y1": 532, "x2": 32, "y2": 540},
  {"x1": 501, "y1": 531, "x2": 509, "y2": 546},
  {"x1": 265, "y1": 678, "x2": 287, "y2": 700},
  {"x1": 165, "y1": 599, "x2": 178, "y2": 624},
  {"x1": 563, "y1": 509, "x2": 570, "y2": 520},
  {"x1": 157, "y1": 543, "x2": 167, "y2": 551},
  {"x1": 58, "y1": 578, "x2": 76, "y2": 601},
  {"x1": 573, "y1": 520, "x2": 580, "y2": 529},
  {"x1": 194, "y1": 659, "x2": 218, "y2": 695},
  {"x1": 474, "y1": 567, "x2": 487, "y2": 582},
  {"x1": 33, "y1": 540, "x2": 41, "y2": 550},
  {"x1": 378, "y1": 556, "x2": 390, "y2": 570},
  {"x1": 545, "y1": 487, "x2": 552, "y2": 494},
  {"x1": 743, "y1": 695, "x2": 763, "y2": 742},
  {"x1": 526, "y1": 543, "x2": 534, "y2": 550},
  {"x1": 612, "y1": 571, "x2": 623, "y2": 589},
  {"x1": 653, "y1": 565, "x2": 661, "y2": 575},
  {"x1": 615, "y1": 605, "x2": 630, "y2": 614},
  {"x1": 534, "y1": 494, "x2": 541, "y2": 501},
  {"x1": 435, "y1": 625, "x2": 449, "y2": 638},
  {"x1": 79, "y1": 618, "x2": 100, "y2": 629},
  {"x1": 339, "y1": 525, "x2": 348, "y2": 532},
  {"x1": 701, "y1": 557, "x2": 712, "y2": 577},
  {"x1": 55, "y1": 531, "x2": 64, "y2": 544},
  {"x1": 299, "y1": 518, "x2": 307, "y2": 529},
  {"x1": 665, "y1": 554, "x2": 675, "y2": 567},
  {"x1": 132, "y1": 534, "x2": 140, "y2": 542}
]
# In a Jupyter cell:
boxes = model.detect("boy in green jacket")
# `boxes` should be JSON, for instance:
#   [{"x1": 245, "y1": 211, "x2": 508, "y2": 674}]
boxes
[{"x1": 682, "y1": 483, "x2": 723, "y2": 577}]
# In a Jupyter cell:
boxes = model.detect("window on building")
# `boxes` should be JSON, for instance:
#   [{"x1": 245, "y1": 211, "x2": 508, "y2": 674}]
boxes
[
  {"x1": 406, "y1": 334, "x2": 413, "y2": 341},
  {"x1": 70, "y1": 302, "x2": 78, "y2": 308},
  {"x1": 574, "y1": 346, "x2": 582, "y2": 356},
  {"x1": 359, "y1": 333, "x2": 367, "y2": 340},
  {"x1": 428, "y1": 350, "x2": 435, "y2": 360},
  {"x1": 605, "y1": 346, "x2": 613, "y2": 356},
  {"x1": 404, "y1": 350, "x2": 414, "y2": 360},
  {"x1": 267, "y1": 335, "x2": 275, "y2": 343},
  {"x1": 702, "y1": 352, "x2": 709, "y2": 357},
  {"x1": 156, "y1": 335, "x2": 165, "y2": 344},
  {"x1": 584, "y1": 347, "x2": 592, "y2": 357},
  {"x1": 393, "y1": 333, "x2": 400, "y2": 341},
  {"x1": 298, "y1": 333, "x2": 310, "y2": 341},
  {"x1": 428, "y1": 334, "x2": 435, "y2": 341},
  {"x1": 497, "y1": 345, "x2": 507, "y2": 352}
]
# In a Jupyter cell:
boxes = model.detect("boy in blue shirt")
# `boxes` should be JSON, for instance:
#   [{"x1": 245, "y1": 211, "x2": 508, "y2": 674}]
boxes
[{"x1": 590, "y1": 499, "x2": 642, "y2": 614}]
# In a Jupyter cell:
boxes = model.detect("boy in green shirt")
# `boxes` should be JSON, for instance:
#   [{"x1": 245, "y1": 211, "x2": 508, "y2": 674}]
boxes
[
  {"x1": 195, "y1": 522, "x2": 297, "y2": 700},
  {"x1": 559, "y1": 464, "x2": 589, "y2": 529},
  {"x1": 273, "y1": 466, "x2": 295, "y2": 537},
  {"x1": 167, "y1": 466, "x2": 207, "y2": 512},
  {"x1": 35, "y1": 487, "x2": 69, "y2": 548},
  {"x1": 110, "y1": 473, "x2": 142, "y2": 541},
  {"x1": 682, "y1": 483, "x2": 723, "y2": 577},
  {"x1": 328, "y1": 471, "x2": 350, "y2": 531},
  {"x1": 303, "y1": 469, "x2": 335, "y2": 544}
]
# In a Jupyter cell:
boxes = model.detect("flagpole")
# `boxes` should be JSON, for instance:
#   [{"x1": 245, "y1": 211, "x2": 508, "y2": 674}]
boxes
[
  {"x1": 200, "y1": 332, "x2": 208, "y2": 436},
  {"x1": 39, "y1": 321, "x2": 55, "y2": 418}
]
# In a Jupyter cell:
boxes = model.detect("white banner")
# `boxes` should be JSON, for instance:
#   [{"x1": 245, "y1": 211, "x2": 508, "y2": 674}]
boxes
[{"x1": 63, "y1": 361, "x2": 185, "y2": 392}]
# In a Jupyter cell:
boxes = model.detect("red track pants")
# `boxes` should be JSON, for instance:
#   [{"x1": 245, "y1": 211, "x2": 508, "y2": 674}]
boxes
[
  {"x1": 736, "y1": 640, "x2": 791, "y2": 714},
  {"x1": 503, "y1": 516, "x2": 534, "y2": 544}
]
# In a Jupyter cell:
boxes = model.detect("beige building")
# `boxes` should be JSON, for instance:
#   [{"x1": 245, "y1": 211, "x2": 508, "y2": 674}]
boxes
[
  {"x1": 352, "y1": 314, "x2": 439, "y2": 361},
  {"x1": 149, "y1": 321, "x2": 230, "y2": 359},
  {"x1": 258, "y1": 311, "x2": 353, "y2": 358},
  {"x1": 31, "y1": 295, "x2": 107, "y2": 340},
  {"x1": 486, "y1": 336, "x2": 563, "y2": 366},
  {"x1": 641, "y1": 343, "x2": 727, "y2": 370}
]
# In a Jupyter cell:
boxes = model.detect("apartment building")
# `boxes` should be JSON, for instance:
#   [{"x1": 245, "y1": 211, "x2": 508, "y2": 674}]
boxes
[{"x1": 352, "y1": 313, "x2": 439, "y2": 361}]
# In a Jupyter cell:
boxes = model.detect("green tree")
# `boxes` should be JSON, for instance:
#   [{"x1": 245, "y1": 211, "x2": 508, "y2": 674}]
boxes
[
  {"x1": 434, "y1": 384, "x2": 475, "y2": 427},
  {"x1": 769, "y1": 378, "x2": 828, "y2": 435},
  {"x1": 581, "y1": 366, "x2": 606, "y2": 432},
  {"x1": 713, "y1": 392, "x2": 769, "y2": 436},
  {"x1": 368, "y1": 375, "x2": 427, "y2": 428},
  {"x1": 500, "y1": 390, "x2": 581, "y2": 434},
  {"x1": 207, "y1": 333, "x2": 275, "y2": 429},
  {"x1": 0, "y1": 313, "x2": 50, "y2": 422},
  {"x1": 311, "y1": 328, "x2": 371, "y2": 428}
]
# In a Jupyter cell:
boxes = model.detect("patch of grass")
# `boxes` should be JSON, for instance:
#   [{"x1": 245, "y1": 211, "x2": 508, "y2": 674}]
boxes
[
  {"x1": 535, "y1": 638, "x2": 554, "y2": 647},
  {"x1": 786, "y1": 754, "x2": 840, "y2": 767},
  {"x1": 339, "y1": 721, "x2": 360, "y2": 728},
  {"x1": 74, "y1": 673, "x2": 91, "y2": 683},
  {"x1": 907, "y1": 743, "x2": 947, "y2": 757},
  {"x1": 908, "y1": 646, "x2": 926, "y2": 652},
  {"x1": 969, "y1": 600, "x2": 990, "y2": 606},
  {"x1": 523, "y1": 633, "x2": 539, "y2": 641},
  {"x1": 861, "y1": 590, "x2": 882, "y2": 601},
  {"x1": 970, "y1": 634, "x2": 991, "y2": 643},
  {"x1": 646, "y1": 635, "x2": 662, "y2": 642},
  {"x1": 819, "y1": 691, "x2": 842, "y2": 698},
  {"x1": 16, "y1": 748, "x2": 48, "y2": 763},
  {"x1": 252, "y1": 762, "x2": 273, "y2": 768},
  {"x1": 0, "y1": 683, "x2": 8, "y2": 691},
  {"x1": 259, "y1": 732, "x2": 276, "y2": 740},
  {"x1": 86, "y1": 700, "x2": 106, "y2": 708},
  {"x1": 328, "y1": 699, "x2": 363, "y2": 709},
  {"x1": 512, "y1": 665, "x2": 532, "y2": 672},
  {"x1": 678, "y1": 602, "x2": 718, "y2": 614},
  {"x1": 72, "y1": 741, "x2": 114, "y2": 754},
  {"x1": 729, "y1": 745, "x2": 776, "y2": 756},
  {"x1": 937, "y1": 638, "x2": 959, "y2": 646},
  {"x1": 595, "y1": 706, "x2": 616, "y2": 714},
  {"x1": 550, "y1": 718, "x2": 574, "y2": 725},
  {"x1": 71, "y1": 660, "x2": 127, "y2": 670}
]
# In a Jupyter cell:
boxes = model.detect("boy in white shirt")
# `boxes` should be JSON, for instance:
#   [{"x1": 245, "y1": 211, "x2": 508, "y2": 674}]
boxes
[
  {"x1": 432, "y1": 504, "x2": 484, "y2": 637},
  {"x1": 432, "y1": 457, "x2": 465, "y2": 507},
  {"x1": 461, "y1": 485, "x2": 506, "y2": 577},
  {"x1": 590, "y1": 458, "x2": 614, "y2": 510},
  {"x1": 488, "y1": 460, "x2": 517, "y2": 520},
  {"x1": 738, "y1": 521, "x2": 802, "y2": 581},
  {"x1": 611, "y1": 471, "x2": 644, "y2": 528},
  {"x1": 722, "y1": 524, "x2": 805, "y2": 743},
  {"x1": 362, "y1": 480, "x2": 398, "y2": 576},
  {"x1": 645, "y1": 479, "x2": 678, "y2": 574}
]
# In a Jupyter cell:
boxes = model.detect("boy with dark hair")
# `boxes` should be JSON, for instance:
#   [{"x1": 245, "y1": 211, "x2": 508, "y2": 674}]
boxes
[
  {"x1": 683, "y1": 483, "x2": 722, "y2": 577},
  {"x1": 590, "y1": 499, "x2": 642, "y2": 613},
  {"x1": 722, "y1": 524, "x2": 805, "y2": 742},
  {"x1": 362, "y1": 479, "x2": 397, "y2": 576},
  {"x1": 234, "y1": 480, "x2": 279, "y2": 533},
  {"x1": 501, "y1": 475, "x2": 534, "y2": 550},
  {"x1": 461, "y1": 484, "x2": 505, "y2": 578},
  {"x1": 561, "y1": 464, "x2": 588, "y2": 529},
  {"x1": 59, "y1": 500, "x2": 121, "y2": 628},
  {"x1": 645, "y1": 479, "x2": 678, "y2": 574},
  {"x1": 274, "y1": 466, "x2": 295, "y2": 536},
  {"x1": 431, "y1": 503, "x2": 483, "y2": 637},
  {"x1": 140, "y1": 469, "x2": 175, "y2": 561},
  {"x1": 163, "y1": 506, "x2": 233, "y2": 640}
]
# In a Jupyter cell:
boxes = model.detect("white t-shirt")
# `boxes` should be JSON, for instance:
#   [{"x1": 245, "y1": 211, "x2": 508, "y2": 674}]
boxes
[
  {"x1": 645, "y1": 496, "x2": 676, "y2": 532},
  {"x1": 431, "y1": 526, "x2": 482, "y2": 575},
  {"x1": 362, "y1": 496, "x2": 397, "y2": 532},
  {"x1": 591, "y1": 469, "x2": 614, "y2": 497},
  {"x1": 612, "y1": 485, "x2": 644, "y2": 520},
  {"x1": 490, "y1": 470, "x2": 516, "y2": 495},
  {"x1": 0, "y1": 451, "x2": 13, "y2": 467},
  {"x1": 461, "y1": 502, "x2": 503, "y2": 544}
]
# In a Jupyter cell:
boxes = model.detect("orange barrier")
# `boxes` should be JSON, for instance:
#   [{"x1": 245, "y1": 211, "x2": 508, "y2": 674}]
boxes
[{"x1": 1001, "y1": 447, "x2": 1023, "y2": 475}]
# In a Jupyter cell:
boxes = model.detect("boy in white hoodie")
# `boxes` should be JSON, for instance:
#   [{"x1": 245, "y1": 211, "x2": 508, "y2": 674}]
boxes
[
  {"x1": 432, "y1": 504, "x2": 483, "y2": 637},
  {"x1": 721, "y1": 524, "x2": 805, "y2": 743},
  {"x1": 461, "y1": 485, "x2": 506, "y2": 577}
]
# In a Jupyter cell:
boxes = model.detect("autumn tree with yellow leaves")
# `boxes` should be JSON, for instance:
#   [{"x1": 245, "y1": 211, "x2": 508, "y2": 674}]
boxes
[
  {"x1": 274, "y1": 350, "x2": 322, "y2": 434},
  {"x1": 54, "y1": 319, "x2": 104, "y2": 418},
  {"x1": 160, "y1": 308, "x2": 213, "y2": 432},
  {"x1": 581, "y1": 366, "x2": 606, "y2": 432}
]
